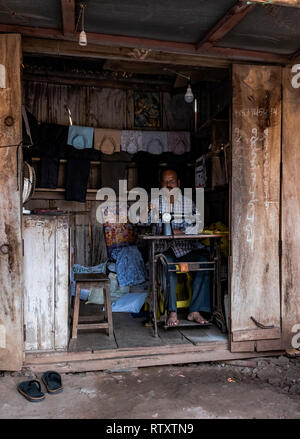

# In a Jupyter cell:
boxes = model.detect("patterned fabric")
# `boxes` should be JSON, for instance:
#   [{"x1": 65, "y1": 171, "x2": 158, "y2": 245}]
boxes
[
  {"x1": 102, "y1": 205, "x2": 135, "y2": 257},
  {"x1": 167, "y1": 131, "x2": 191, "y2": 155},
  {"x1": 111, "y1": 245, "x2": 147, "y2": 287},
  {"x1": 121, "y1": 130, "x2": 143, "y2": 154},
  {"x1": 141, "y1": 131, "x2": 168, "y2": 155},
  {"x1": 150, "y1": 193, "x2": 201, "y2": 258},
  {"x1": 67, "y1": 125, "x2": 94, "y2": 149},
  {"x1": 94, "y1": 128, "x2": 121, "y2": 154}
]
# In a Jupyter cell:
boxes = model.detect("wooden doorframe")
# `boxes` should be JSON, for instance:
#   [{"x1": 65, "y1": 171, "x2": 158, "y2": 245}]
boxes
[
  {"x1": 281, "y1": 65, "x2": 300, "y2": 349},
  {"x1": 229, "y1": 64, "x2": 282, "y2": 353},
  {"x1": 0, "y1": 34, "x2": 24, "y2": 371}
]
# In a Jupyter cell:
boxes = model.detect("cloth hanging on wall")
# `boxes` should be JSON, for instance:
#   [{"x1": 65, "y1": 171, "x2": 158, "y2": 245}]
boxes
[
  {"x1": 100, "y1": 152, "x2": 132, "y2": 193},
  {"x1": 65, "y1": 154, "x2": 91, "y2": 203},
  {"x1": 38, "y1": 123, "x2": 69, "y2": 157},
  {"x1": 141, "y1": 131, "x2": 168, "y2": 155},
  {"x1": 94, "y1": 128, "x2": 121, "y2": 154},
  {"x1": 67, "y1": 125, "x2": 94, "y2": 150},
  {"x1": 121, "y1": 130, "x2": 143, "y2": 154},
  {"x1": 40, "y1": 157, "x2": 60, "y2": 189},
  {"x1": 37, "y1": 123, "x2": 69, "y2": 188},
  {"x1": 167, "y1": 131, "x2": 191, "y2": 155}
]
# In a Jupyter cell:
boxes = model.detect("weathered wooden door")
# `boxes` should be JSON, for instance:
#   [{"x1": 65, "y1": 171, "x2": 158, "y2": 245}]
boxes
[
  {"x1": 230, "y1": 64, "x2": 282, "y2": 352},
  {"x1": 0, "y1": 34, "x2": 24, "y2": 370},
  {"x1": 281, "y1": 66, "x2": 300, "y2": 349}
]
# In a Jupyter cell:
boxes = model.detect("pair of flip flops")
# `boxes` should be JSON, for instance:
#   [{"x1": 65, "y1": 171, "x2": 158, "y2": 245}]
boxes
[{"x1": 17, "y1": 371, "x2": 63, "y2": 402}]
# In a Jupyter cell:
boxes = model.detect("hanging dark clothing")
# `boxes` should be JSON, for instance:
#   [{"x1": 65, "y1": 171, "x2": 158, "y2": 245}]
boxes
[
  {"x1": 37, "y1": 124, "x2": 68, "y2": 188},
  {"x1": 65, "y1": 155, "x2": 91, "y2": 203}
]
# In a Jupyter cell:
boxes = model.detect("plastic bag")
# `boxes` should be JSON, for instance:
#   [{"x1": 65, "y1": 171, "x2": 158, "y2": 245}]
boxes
[{"x1": 86, "y1": 288, "x2": 104, "y2": 305}]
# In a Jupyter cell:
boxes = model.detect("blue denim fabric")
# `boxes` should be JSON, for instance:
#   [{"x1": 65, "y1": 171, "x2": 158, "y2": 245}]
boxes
[{"x1": 112, "y1": 245, "x2": 147, "y2": 287}]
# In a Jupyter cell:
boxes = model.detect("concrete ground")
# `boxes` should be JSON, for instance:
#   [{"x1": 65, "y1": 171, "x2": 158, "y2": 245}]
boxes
[{"x1": 0, "y1": 355, "x2": 300, "y2": 419}]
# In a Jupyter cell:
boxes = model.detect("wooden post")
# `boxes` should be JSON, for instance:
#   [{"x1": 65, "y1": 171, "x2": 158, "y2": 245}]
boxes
[
  {"x1": 231, "y1": 64, "x2": 282, "y2": 352},
  {"x1": 281, "y1": 66, "x2": 300, "y2": 349},
  {"x1": 0, "y1": 34, "x2": 23, "y2": 370}
]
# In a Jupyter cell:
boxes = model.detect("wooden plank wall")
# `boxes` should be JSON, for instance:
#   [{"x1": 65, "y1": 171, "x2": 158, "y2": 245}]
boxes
[
  {"x1": 281, "y1": 66, "x2": 300, "y2": 348},
  {"x1": 0, "y1": 34, "x2": 24, "y2": 370},
  {"x1": 23, "y1": 80, "x2": 194, "y2": 130},
  {"x1": 22, "y1": 79, "x2": 195, "y2": 264},
  {"x1": 231, "y1": 64, "x2": 281, "y2": 348}
]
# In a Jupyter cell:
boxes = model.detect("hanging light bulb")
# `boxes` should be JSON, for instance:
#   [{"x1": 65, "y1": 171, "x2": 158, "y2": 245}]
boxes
[
  {"x1": 79, "y1": 30, "x2": 87, "y2": 46},
  {"x1": 184, "y1": 82, "x2": 194, "y2": 104},
  {"x1": 78, "y1": 3, "x2": 87, "y2": 46},
  {"x1": 163, "y1": 68, "x2": 194, "y2": 104}
]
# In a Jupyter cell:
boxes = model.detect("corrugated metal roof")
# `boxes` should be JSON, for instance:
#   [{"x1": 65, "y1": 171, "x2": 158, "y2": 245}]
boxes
[
  {"x1": 83, "y1": 0, "x2": 237, "y2": 43},
  {"x1": 0, "y1": 0, "x2": 61, "y2": 29},
  {"x1": 0, "y1": 1, "x2": 299, "y2": 57},
  {"x1": 216, "y1": 4, "x2": 300, "y2": 55}
]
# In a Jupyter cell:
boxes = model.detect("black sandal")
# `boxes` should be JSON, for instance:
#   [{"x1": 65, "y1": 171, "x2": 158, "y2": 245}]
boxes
[
  {"x1": 41, "y1": 371, "x2": 63, "y2": 394},
  {"x1": 17, "y1": 379, "x2": 45, "y2": 402}
]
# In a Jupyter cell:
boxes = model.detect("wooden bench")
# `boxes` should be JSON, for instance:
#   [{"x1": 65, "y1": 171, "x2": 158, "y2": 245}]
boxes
[{"x1": 72, "y1": 273, "x2": 113, "y2": 339}]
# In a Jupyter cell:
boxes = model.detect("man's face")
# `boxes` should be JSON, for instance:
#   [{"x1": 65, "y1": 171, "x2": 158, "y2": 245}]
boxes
[{"x1": 161, "y1": 170, "x2": 179, "y2": 191}]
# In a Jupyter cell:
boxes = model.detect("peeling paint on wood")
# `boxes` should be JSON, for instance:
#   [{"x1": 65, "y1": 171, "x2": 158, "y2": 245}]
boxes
[{"x1": 23, "y1": 216, "x2": 69, "y2": 352}]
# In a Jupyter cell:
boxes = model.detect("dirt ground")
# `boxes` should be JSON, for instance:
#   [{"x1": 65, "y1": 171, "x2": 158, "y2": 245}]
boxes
[{"x1": 0, "y1": 355, "x2": 300, "y2": 419}]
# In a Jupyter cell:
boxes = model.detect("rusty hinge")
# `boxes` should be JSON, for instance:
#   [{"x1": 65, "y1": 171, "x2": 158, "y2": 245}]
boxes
[
  {"x1": 22, "y1": 239, "x2": 24, "y2": 257},
  {"x1": 23, "y1": 324, "x2": 26, "y2": 342}
]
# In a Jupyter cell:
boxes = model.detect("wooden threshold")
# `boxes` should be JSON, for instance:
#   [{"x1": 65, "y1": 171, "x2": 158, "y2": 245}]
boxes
[{"x1": 24, "y1": 342, "x2": 284, "y2": 373}]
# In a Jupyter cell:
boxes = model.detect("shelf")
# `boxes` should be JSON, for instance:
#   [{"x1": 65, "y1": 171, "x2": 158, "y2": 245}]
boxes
[
  {"x1": 35, "y1": 188, "x2": 98, "y2": 192},
  {"x1": 31, "y1": 188, "x2": 99, "y2": 201},
  {"x1": 32, "y1": 158, "x2": 102, "y2": 165}
]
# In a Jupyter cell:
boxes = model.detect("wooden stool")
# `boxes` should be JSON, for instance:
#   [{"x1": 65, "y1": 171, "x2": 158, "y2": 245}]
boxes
[{"x1": 72, "y1": 273, "x2": 113, "y2": 339}]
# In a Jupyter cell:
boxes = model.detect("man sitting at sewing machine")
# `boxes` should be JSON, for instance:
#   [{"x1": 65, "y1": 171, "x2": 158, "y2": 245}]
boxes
[{"x1": 150, "y1": 168, "x2": 211, "y2": 327}]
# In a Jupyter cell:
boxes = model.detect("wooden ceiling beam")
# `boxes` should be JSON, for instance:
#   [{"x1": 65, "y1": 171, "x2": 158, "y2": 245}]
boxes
[
  {"x1": 196, "y1": 1, "x2": 256, "y2": 51},
  {"x1": 22, "y1": 36, "x2": 288, "y2": 65},
  {"x1": 250, "y1": 0, "x2": 300, "y2": 7},
  {"x1": 290, "y1": 48, "x2": 300, "y2": 61},
  {"x1": 21, "y1": 37, "x2": 229, "y2": 68},
  {"x1": 60, "y1": 0, "x2": 76, "y2": 36},
  {"x1": 0, "y1": 23, "x2": 194, "y2": 53},
  {"x1": 0, "y1": 25, "x2": 288, "y2": 65},
  {"x1": 0, "y1": 24, "x2": 63, "y2": 39}
]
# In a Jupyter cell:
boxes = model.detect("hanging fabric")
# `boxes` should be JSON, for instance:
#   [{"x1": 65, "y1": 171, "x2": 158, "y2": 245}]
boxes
[
  {"x1": 121, "y1": 130, "x2": 143, "y2": 154},
  {"x1": 67, "y1": 125, "x2": 94, "y2": 150},
  {"x1": 167, "y1": 131, "x2": 191, "y2": 155},
  {"x1": 94, "y1": 128, "x2": 121, "y2": 154},
  {"x1": 141, "y1": 131, "x2": 168, "y2": 155},
  {"x1": 65, "y1": 153, "x2": 91, "y2": 203}
]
